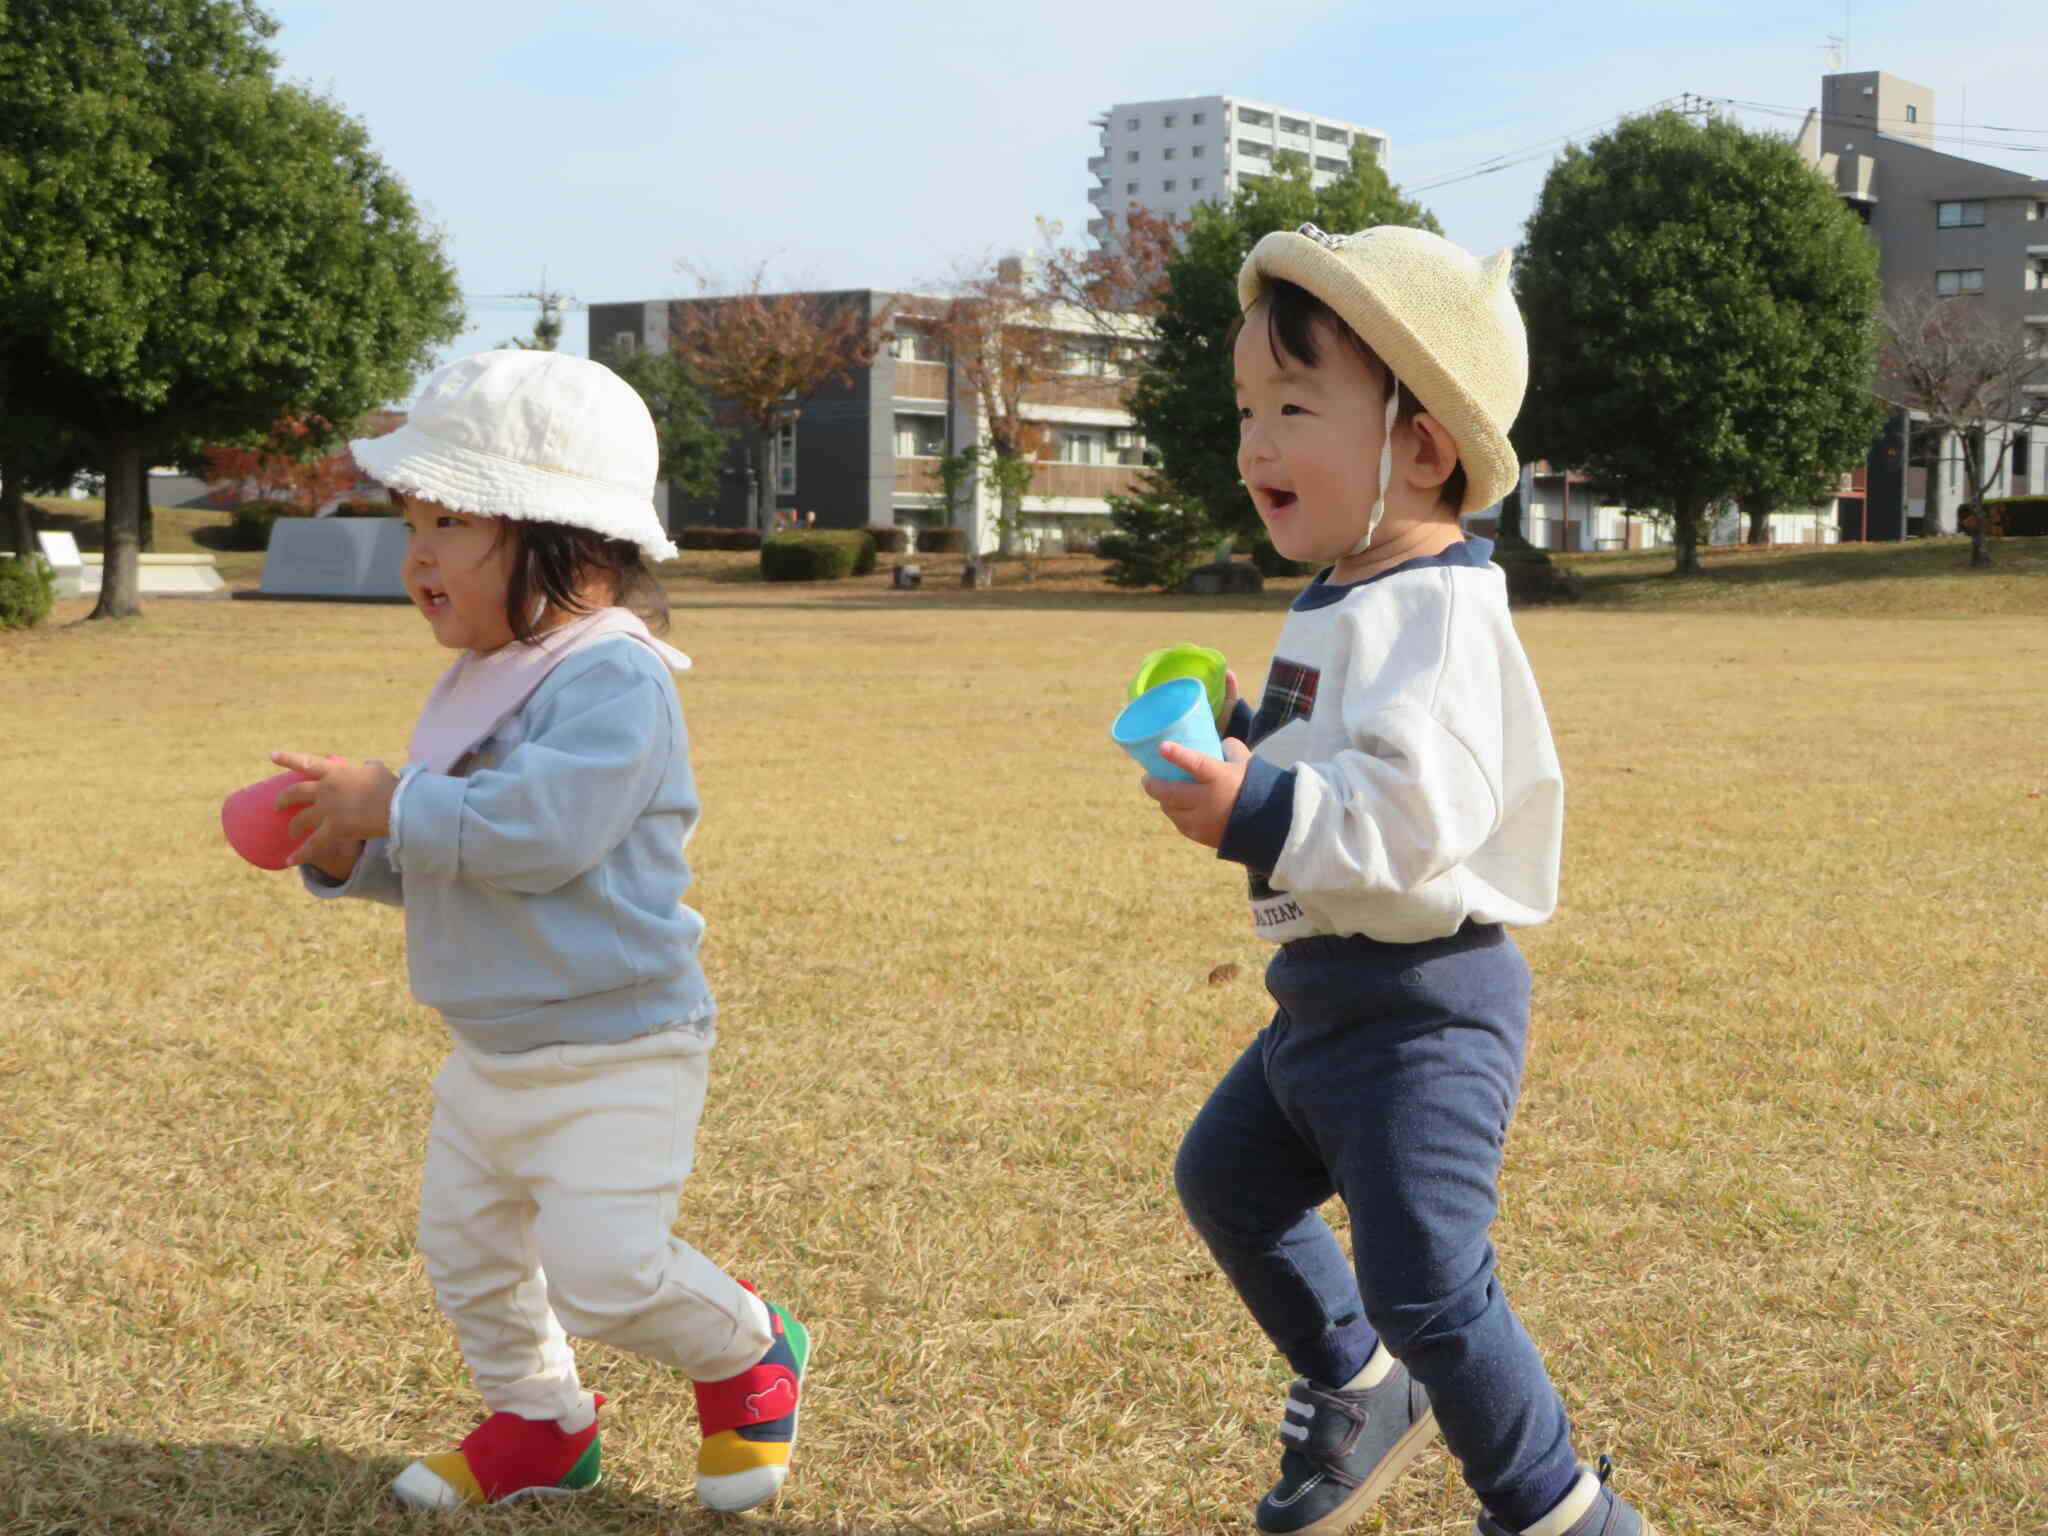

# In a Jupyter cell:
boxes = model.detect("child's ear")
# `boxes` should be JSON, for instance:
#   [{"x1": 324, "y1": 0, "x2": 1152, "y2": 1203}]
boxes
[{"x1": 1405, "y1": 412, "x2": 1458, "y2": 493}]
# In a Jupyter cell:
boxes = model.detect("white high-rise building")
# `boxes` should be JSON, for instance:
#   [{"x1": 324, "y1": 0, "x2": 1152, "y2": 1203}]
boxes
[{"x1": 1087, "y1": 94, "x2": 1392, "y2": 244}]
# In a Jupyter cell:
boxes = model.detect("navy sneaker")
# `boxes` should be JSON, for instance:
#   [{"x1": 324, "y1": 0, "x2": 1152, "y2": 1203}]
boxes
[
  {"x1": 1254, "y1": 1359, "x2": 1439, "y2": 1536},
  {"x1": 1474, "y1": 1457, "x2": 1656, "y2": 1536}
]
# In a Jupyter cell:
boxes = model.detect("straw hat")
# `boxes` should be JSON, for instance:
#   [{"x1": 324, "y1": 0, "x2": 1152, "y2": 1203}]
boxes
[
  {"x1": 351, "y1": 350, "x2": 678, "y2": 562},
  {"x1": 1237, "y1": 224, "x2": 1527, "y2": 515}
]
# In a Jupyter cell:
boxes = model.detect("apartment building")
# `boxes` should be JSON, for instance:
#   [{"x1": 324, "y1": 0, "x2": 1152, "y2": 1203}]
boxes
[
  {"x1": 1800, "y1": 70, "x2": 2048, "y2": 535},
  {"x1": 1088, "y1": 95, "x2": 1390, "y2": 244},
  {"x1": 586, "y1": 290, "x2": 1152, "y2": 553}
]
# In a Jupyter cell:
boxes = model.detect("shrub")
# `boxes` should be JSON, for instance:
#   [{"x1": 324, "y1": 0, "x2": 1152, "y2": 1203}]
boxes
[
  {"x1": 852, "y1": 528, "x2": 878, "y2": 575},
  {"x1": 229, "y1": 498, "x2": 307, "y2": 550},
  {"x1": 677, "y1": 525, "x2": 764, "y2": 551},
  {"x1": 0, "y1": 555, "x2": 54, "y2": 630},
  {"x1": 918, "y1": 526, "x2": 968, "y2": 554},
  {"x1": 1983, "y1": 494, "x2": 2048, "y2": 538},
  {"x1": 868, "y1": 525, "x2": 908, "y2": 554},
  {"x1": 1097, "y1": 488, "x2": 1218, "y2": 590},
  {"x1": 331, "y1": 498, "x2": 395, "y2": 518},
  {"x1": 759, "y1": 531, "x2": 869, "y2": 582}
]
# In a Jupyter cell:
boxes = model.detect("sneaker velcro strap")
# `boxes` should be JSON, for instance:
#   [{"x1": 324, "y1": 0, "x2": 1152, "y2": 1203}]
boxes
[
  {"x1": 694, "y1": 1364, "x2": 799, "y2": 1438},
  {"x1": 1278, "y1": 1382, "x2": 1373, "y2": 1482}
]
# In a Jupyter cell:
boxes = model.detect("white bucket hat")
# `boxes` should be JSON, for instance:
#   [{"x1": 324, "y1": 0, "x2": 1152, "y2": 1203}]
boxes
[
  {"x1": 1238, "y1": 224, "x2": 1527, "y2": 544},
  {"x1": 351, "y1": 349, "x2": 679, "y2": 562}
]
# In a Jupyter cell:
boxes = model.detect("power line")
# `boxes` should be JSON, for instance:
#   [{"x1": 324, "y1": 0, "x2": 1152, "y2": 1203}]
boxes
[{"x1": 1402, "y1": 96, "x2": 1687, "y2": 194}]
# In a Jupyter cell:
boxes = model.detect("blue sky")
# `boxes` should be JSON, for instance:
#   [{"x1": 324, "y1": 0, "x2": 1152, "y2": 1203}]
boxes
[{"x1": 264, "y1": 0, "x2": 2046, "y2": 378}]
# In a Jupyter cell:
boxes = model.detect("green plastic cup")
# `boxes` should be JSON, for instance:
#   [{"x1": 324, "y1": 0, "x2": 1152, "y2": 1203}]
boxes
[{"x1": 1129, "y1": 644, "x2": 1228, "y2": 719}]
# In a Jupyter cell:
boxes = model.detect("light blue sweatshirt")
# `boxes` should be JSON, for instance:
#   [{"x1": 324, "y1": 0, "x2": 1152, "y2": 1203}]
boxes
[{"x1": 305, "y1": 636, "x2": 713, "y2": 1053}]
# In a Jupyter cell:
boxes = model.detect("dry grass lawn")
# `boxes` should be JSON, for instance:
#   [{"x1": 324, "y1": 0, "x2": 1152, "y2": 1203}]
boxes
[{"x1": 1, "y1": 552, "x2": 2044, "y2": 1536}]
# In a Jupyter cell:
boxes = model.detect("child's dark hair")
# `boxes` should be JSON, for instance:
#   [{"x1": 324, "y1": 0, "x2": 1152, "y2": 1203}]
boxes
[
  {"x1": 1229, "y1": 279, "x2": 1469, "y2": 511},
  {"x1": 498, "y1": 521, "x2": 671, "y2": 644}
]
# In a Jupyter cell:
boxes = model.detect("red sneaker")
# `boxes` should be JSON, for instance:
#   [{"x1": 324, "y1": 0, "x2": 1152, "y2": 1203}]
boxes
[
  {"x1": 390, "y1": 1393, "x2": 605, "y2": 1508},
  {"x1": 694, "y1": 1289, "x2": 811, "y2": 1511}
]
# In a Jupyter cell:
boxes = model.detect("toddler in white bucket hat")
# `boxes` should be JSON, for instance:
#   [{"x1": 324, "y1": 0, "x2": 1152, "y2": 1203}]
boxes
[
  {"x1": 1138, "y1": 230, "x2": 1656, "y2": 1536},
  {"x1": 259, "y1": 349, "x2": 814, "y2": 1514}
]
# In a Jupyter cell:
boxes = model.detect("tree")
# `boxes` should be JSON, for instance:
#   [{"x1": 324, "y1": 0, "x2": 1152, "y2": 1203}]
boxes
[
  {"x1": 598, "y1": 344, "x2": 728, "y2": 506},
  {"x1": 1878, "y1": 287, "x2": 2048, "y2": 568},
  {"x1": 200, "y1": 414, "x2": 376, "y2": 509},
  {"x1": 1515, "y1": 110, "x2": 1885, "y2": 576},
  {"x1": 666, "y1": 269, "x2": 890, "y2": 530},
  {"x1": 915, "y1": 256, "x2": 1081, "y2": 556},
  {"x1": 0, "y1": 0, "x2": 463, "y2": 618},
  {"x1": 1124, "y1": 143, "x2": 1441, "y2": 558},
  {"x1": 0, "y1": 366, "x2": 95, "y2": 560},
  {"x1": 1036, "y1": 206, "x2": 1185, "y2": 331}
]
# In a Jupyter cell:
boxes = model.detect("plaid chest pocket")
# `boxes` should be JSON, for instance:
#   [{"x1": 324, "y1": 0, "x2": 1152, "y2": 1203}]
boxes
[{"x1": 1249, "y1": 658, "x2": 1321, "y2": 747}]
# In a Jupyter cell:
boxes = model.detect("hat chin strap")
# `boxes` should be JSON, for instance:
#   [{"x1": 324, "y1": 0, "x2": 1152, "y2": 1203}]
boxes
[{"x1": 1347, "y1": 383, "x2": 1401, "y2": 558}]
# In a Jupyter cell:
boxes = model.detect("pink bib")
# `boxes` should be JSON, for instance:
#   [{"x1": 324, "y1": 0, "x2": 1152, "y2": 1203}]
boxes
[{"x1": 407, "y1": 609, "x2": 691, "y2": 774}]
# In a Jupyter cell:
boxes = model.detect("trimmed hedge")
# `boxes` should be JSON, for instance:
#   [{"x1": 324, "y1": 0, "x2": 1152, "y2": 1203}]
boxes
[
  {"x1": 917, "y1": 526, "x2": 968, "y2": 554},
  {"x1": 868, "y1": 525, "x2": 909, "y2": 554},
  {"x1": 1983, "y1": 494, "x2": 2048, "y2": 537},
  {"x1": 677, "y1": 525, "x2": 764, "y2": 551},
  {"x1": 0, "y1": 555, "x2": 54, "y2": 630},
  {"x1": 760, "y1": 530, "x2": 873, "y2": 581},
  {"x1": 230, "y1": 498, "x2": 307, "y2": 550}
]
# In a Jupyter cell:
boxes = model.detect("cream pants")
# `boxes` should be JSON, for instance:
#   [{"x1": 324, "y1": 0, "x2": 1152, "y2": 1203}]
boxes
[{"x1": 418, "y1": 1024, "x2": 772, "y2": 1423}]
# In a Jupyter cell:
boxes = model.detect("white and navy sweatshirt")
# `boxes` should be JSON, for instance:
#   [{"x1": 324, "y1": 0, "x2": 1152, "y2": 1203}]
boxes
[{"x1": 1218, "y1": 538, "x2": 1564, "y2": 945}]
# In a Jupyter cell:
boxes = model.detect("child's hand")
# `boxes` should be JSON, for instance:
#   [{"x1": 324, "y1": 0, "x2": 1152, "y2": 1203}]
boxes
[
  {"x1": 1216, "y1": 668, "x2": 1241, "y2": 730},
  {"x1": 272, "y1": 751, "x2": 400, "y2": 844},
  {"x1": 1143, "y1": 739, "x2": 1252, "y2": 849},
  {"x1": 291, "y1": 823, "x2": 365, "y2": 882}
]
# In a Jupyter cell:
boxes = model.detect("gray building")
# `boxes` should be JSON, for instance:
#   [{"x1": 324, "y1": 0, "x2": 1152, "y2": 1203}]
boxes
[
  {"x1": 588, "y1": 291, "x2": 1148, "y2": 550},
  {"x1": 1800, "y1": 70, "x2": 2048, "y2": 533}
]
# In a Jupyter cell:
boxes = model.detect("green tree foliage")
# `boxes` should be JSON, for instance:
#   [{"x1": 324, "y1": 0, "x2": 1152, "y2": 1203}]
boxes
[
  {"x1": 1515, "y1": 110, "x2": 1884, "y2": 575},
  {"x1": 0, "y1": 0, "x2": 463, "y2": 617},
  {"x1": 599, "y1": 345, "x2": 729, "y2": 505},
  {"x1": 1095, "y1": 487, "x2": 1218, "y2": 590},
  {"x1": 1120, "y1": 144, "x2": 1441, "y2": 570}
]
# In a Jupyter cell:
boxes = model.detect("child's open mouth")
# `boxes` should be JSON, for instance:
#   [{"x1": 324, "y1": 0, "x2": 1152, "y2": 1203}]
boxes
[
  {"x1": 419, "y1": 589, "x2": 449, "y2": 614},
  {"x1": 1265, "y1": 490, "x2": 1298, "y2": 512}
]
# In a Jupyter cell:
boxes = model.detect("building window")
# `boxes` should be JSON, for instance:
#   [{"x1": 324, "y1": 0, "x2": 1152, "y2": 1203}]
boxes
[
  {"x1": 1125, "y1": 149, "x2": 1139, "y2": 163},
  {"x1": 1111, "y1": 428, "x2": 1148, "y2": 465},
  {"x1": 1192, "y1": 111, "x2": 1205, "y2": 125},
  {"x1": 1191, "y1": 143, "x2": 1205, "y2": 158},
  {"x1": 2030, "y1": 200, "x2": 2048, "y2": 221},
  {"x1": 1906, "y1": 104, "x2": 1919, "y2": 123},
  {"x1": 1936, "y1": 200, "x2": 1986, "y2": 227},
  {"x1": 1162, "y1": 179, "x2": 1176, "y2": 192},
  {"x1": 1314, "y1": 155, "x2": 1347, "y2": 175},
  {"x1": 2013, "y1": 431, "x2": 2031, "y2": 482},
  {"x1": 1237, "y1": 138, "x2": 1270, "y2": 159},
  {"x1": 2028, "y1": 256, "x2": 2048, "y2": 291},
  {"x1": 608, "y1": 331, "x2": 637, "y2": 356},
  {"x1": 1935, "y1": 268, "x2": 1985, "y2": 296},
  {"x1": 1316, "y1": 124, "x2": 1348, "y2": 143},
  {"x1": 1162, "y1": 146, "x2": 1176, "y2": 160},
  {"x1": 1058, "y1": 428, "x2": 1107, "y2": 465},
  {"x1": 1238, "y1": 107, "x2": 1272, "y2": 127},
  {"x1": 1062, "y1": 337, "x2": 1111, "y2": 375},
  {"x1": 893, "y1": 413, "x2": 946, "y2": 458},
  {"x1": 891, "y1": 325, "x2": 946, "y2": 363},
  {"x1": 1190, "y1": 176, "x2": 1205, "y2": 191},
  {"x1": 1125, "y1": 181, "x2": 1138, "y2": 195},
  {"x1": 1163, "y1": 114, "x2": 1176, "y2": 128},
  {"x1": 1126, "y1": 116, "x2": 1139, "y2": 130},
  {"x1": 774, "y1": 420, "x2": 798, "y2": 494},
  {"x1": 1278, "y1": 115, "x2": 1310, "y2": 135}
]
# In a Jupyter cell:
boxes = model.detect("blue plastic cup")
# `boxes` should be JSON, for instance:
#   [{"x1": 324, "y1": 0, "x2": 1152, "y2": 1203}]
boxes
[{"x1": 1111, "y1": 676, "x2": 1223, "y2": 781}]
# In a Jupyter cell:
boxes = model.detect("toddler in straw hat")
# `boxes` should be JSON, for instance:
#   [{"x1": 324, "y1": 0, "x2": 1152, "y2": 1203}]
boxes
[
  {"x1": 265, "y1": 350, "x2": 809, "y2": 1513},
  {"x1": 1141, "y1": 226, "x2": 1653, "y2": 1536}
]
